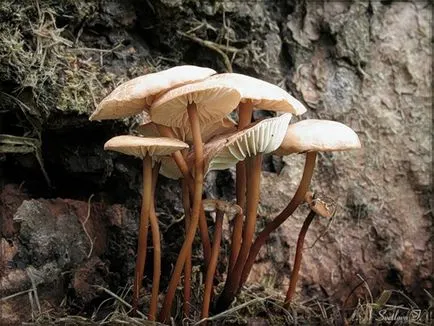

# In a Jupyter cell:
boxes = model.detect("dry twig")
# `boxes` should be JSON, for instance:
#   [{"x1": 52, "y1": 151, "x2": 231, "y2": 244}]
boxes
[
  {"x1": 82, "y1": 194, "x2": 95, "y2": 258},
  {"x1": 177, "y1": 31, "x2": 237, "y2": 72}
]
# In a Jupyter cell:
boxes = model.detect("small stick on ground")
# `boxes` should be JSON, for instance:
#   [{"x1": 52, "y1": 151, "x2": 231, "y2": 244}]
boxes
[
  {"x1": 81, "y1": 194, "x2": 95, "y2": 258},
  {"x1": 94, "y1": 286, "x2": 147, "y2": 319}
]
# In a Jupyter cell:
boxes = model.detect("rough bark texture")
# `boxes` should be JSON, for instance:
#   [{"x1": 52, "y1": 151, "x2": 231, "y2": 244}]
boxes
[{"x1": 0, "y1": 0, "x2": 432, "y2": 324}]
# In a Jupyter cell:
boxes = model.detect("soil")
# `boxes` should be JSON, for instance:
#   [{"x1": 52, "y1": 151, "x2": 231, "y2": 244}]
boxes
[{"x1": 0, "y1": 0, "x2": 432, "y2": 325}]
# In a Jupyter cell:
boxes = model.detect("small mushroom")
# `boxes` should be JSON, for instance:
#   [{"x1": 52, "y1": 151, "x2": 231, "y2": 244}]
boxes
[
  {"x1": 283, "y1": 191, "x2": 337, "y2": 307},
  {"x1": 239, "y1": 120, "x2": 361, "y2": 290},
  {"x1": 90, "y1": 65, "x2": 216, "y2": 121},
  {"x1": 134, "y1": 114, "x2": 237, "y2": 320},
  {"x1": 150, "y1": 78, "x2": 241, "y2": 323},
  {"x1": 273, "y1": 119, "x2": 362, "y2": 156},
  {"x1": 90, "y1": 66, "x2": 219, "y2": 268},
  {"x1": 200, "y1": 199, "x2": 242, "y2": 322},
  {"x1": 199, "y1": 113, "x2": 292, "y2": 172},
  {"x1": 207, "y1": 73, "x2": 307, "y2": 274},
  {"x1": 104, "y1": 135, "x2": 189, "y2": 320},
  {"x1": 191, "y1": 114, "x2": 292, "y2": 312},
  {"x1": 132, "y1": 118, "x2": 184, "y2": 180},
  {"x1": 136, "y1": 115, "x2": 237, "y2": 269}
]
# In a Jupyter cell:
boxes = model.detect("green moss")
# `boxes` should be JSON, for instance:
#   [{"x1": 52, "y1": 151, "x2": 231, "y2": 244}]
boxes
[{"x1": 0, "y1": 0, "x2": 157, "y2": 118}]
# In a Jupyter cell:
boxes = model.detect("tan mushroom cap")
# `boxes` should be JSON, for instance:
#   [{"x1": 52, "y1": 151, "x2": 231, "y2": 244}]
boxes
[
  {"x1": 202, "y1": 199, "x2": 243, "y2": 217},
  {"x1": 104, "y1": 135, "x2": 189, "y2": 158},
  {"x1": 208, "y1": 73, "x2": 307, "y2": 115},
  {"x1": 115, "y1": 129, "x2": 182, "y2": 179},
  {"x1": 274, "y1": 119, "x2": 361, "y2": 155},
  {"x1": 196, "y1": 113, "x2": 292, "y2": 172},
  {"x1": 135, "y1": 116, "x2": 160, "y2": 138},
  {"x1": 305, "y1": 191, "x2": 337, "y2": 218},
  {"x1": 150, "y1": 79, "x2": 242, "y2": 128},
  {"x1": 136, "y1": 116, "x2": 237, "y2": 144},
  {"x1": 158, "y1": 156, "x2": 183, "y2": 180},
  {"x1": 90, "y1": 65, "x2": 216, "y2": 121}
]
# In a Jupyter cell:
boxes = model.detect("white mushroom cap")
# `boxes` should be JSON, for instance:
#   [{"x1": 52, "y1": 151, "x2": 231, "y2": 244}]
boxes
[
  {"x1": 104, "y1": 135, "x2": 189, "y2": 158},
  {"x1": 90, "y1": 65, "x2": 216, "y2": 121},
  {"x1": 113, "y1": 131, "x2": 183, "y2": 179},
  {"x1": 150, "y1": 79, "x2": 241, "y2": 128},
  {"x1": 198, "y1": 113, "x2": 292, "y2": 172},
  {"x1": 208, "y1": 73, "x2": 307, "y2": 115},
  {"x1": 136, "y1": 116, "x2": 237, "y2": 144},
  {"x1": 274, "y1": 119, "x2": 361, "y2": 155}
]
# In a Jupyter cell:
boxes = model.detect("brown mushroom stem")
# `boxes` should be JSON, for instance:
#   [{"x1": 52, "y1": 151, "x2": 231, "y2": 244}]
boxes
[
  {"x1": 159, "y1": 102, "x2": 205, "y2": 323},
  {"x1": 239, "y1": 151, "x2": 317, "y2": 288},
  {"x1": 283, "y1": 209, "x2": 317, "y2": 308},
  {"x1": 216, "y1": 154, "x2": 262, "y2": 312},
  {"x1": 229, "y1": 167, "x2": 246, "y2": 273},
  {"x1": 148, "y1": 162, "x2": 161, "y2": 320},
  {"x1": 201, "y1": 209, "x2": 224, "y2": 321},
  {"x1": 229, "y1": 101, "x2": 253, "y2": 273},
  {"x1": 198, "y1": 209, "x2": 211, "y2": 266},
  {"x1": 238, "y1": 101, "x2": 254, "y2": 127},
  {"x1": 132, "y1": 154, "x2": 153, "y2": 312},
  {"x1": 181, "y1": 178, "x2": 192, "y2": 317},
  {"x1": 156, "y1": 124, "x2": 211, "y2": 266}
]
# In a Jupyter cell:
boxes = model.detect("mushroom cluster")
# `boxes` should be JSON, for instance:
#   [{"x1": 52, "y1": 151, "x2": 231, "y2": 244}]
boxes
[{"x1": 90, "y1": 65, "x2": 361, "y2": 323}]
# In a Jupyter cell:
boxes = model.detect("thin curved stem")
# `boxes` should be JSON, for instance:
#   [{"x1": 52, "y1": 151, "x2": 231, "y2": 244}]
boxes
[
  {"x1": 159, "y1": 103, "x2": 204, "y2": 323},
  {"x1": 239, "y1": 151, "x2": 317, "y2": 288},
  {"x1": 132, "y1": 154, "x2": 152, "y2": 312},
  {"x1": 229, "y1": 101, "x2": 253, "y2": 273},
  {"x1": 198, "y1": 209, "x2": 211, "y2": 266},
  {"x1": 229, "y1": 166, "x2": 245, "y2": 273},
  {"x1": 216, "y1": 154, "x2": 262, "y2": 312},
  {"x1": 283, "y1": 210, "x2": 316, "y2": 307},
  {"x1": 201, "y1": 209, "x2": 224, "y2": 321},
  {"x1": 156, "y1": 124, "x2": 211, "y2": 266},
  {"x1": 148, "y1": 163, "x2": 161, "y2": 320},
  {"x1": 181, "y1": 178, "x2": 192, "y2": 318}
]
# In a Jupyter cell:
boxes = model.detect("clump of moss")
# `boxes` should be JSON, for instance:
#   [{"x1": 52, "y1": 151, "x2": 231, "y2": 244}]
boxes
[{"x1": 0, "y1": 0, "x2": 161, "y2": 120}]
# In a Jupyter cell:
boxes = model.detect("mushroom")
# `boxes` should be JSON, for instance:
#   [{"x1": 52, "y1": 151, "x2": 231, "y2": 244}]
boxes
[
  {"x1": 133, "y1": 114, "x2": 235, "y2": 319},
  {"x1": 136, "y1": 111, "x2": 237, "y2": 316},
  {"x1": 136, "y1": 107, "x2": 236, "y2": 265},
  {"x1": 208, "y1": 73, "x2": 307, "y2": 274},
  {"x1": 200, "y1": 199, "x2": 242, "y2": 322},
  {"x1": 150, "y1": 79, "x2": 242, "y2": 323},
  {"x1": 189, "y1": 114, "x2": 292, "y2": 312},
  {"x1": 283, "y1": 191, "x2": 337, "y2": 307},
  {"x1": 90, "y1": 65, "x2": 216, "y2": 121},
  {"x1": 125, "y1": 134, "x2": 193, "y2": 318},
  {"x1": 197, "y1": 114, "x2": 292, "y2": 173},
  {"x1": 136, "y1": 114, "x2": 237, "y2": 267},
  {"x1": 104, "y1": 135, "x2": 189, "y2": 320},
  {"x1": 89, "y1": 65, "x2": 218, "y2": 276},
  {"x1": 239, "y1": 119, "x2": 361, "y2": 290},
  {"x1": 136, "y1": 114, "x2": 237, "y2": 145}
]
